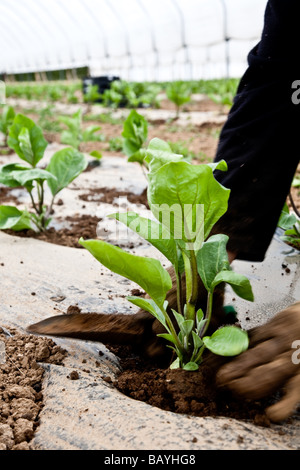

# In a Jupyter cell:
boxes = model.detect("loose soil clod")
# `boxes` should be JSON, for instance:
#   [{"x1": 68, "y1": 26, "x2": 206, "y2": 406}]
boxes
[{"x1": 0, "y1": 327, "x2": 67, "y2": 450}]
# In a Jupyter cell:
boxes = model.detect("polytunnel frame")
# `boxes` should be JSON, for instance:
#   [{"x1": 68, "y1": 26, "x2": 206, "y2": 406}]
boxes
[{"x1": 0, "y1": 0, "x2": 267, "y2": 80}]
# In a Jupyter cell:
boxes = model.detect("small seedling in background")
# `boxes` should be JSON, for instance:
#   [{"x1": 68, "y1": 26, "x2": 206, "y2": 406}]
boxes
[
  {"x1": 59, "y1": 109, "x2": 105, "y2": 158},
  {"x1": 83, "y1": 84, "x2": 102, "y2": 112},
  {"x1": 166, "y1": 81, "x2": 192, "y2": 118},
  {"x1": 121, "y1": 110, "x2": 148, "y2": 176},
  {"x1": 0, "y1": 114, "x2": 87, "y2": 232}
]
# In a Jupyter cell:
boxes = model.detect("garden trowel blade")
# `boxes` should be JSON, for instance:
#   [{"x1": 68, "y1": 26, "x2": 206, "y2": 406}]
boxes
[{"x1": 27, "y1": 312, "x2": 151, "y2": 345}]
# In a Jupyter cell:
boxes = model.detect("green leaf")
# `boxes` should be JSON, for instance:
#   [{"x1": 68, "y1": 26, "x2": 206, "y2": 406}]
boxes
[
  {"x1": 122, "y1": 110, "x2": 148, "y2": 157},
  {"x1": 7, "y1": 114, "x2": 48, "y2": 166},
  {"x1": 203, "y1": 326, "x2": 249, "y2": 356},
  {"x1": 280, "y1": 235, "x2": 300, "y2": 249},
  {"x1": 211, "y1": 270, "x2": 254, "y2": 302},
  {"x1": 79, "y1": 238, "x2": 172, "y2": 307},
  {"x1": 0, "y1": 205, "x2": 33, "y2": 231},
  {"x1": 180, "y1": 319, "x2": 194, "y2": 337},
  {"x1": 127, "y1": 149, "x2": 147, "y2": 164},
  {"x1": 148, "y1": 161, "x2": 230, "y2": 249},
  {"x1": 183, "y1": 362, "x2": 199, "y2": 371},
  {"x1": 157, "y1": 333, "x2": 178, "y2": 345},
  {"x1": 192, "y1": 331, "x2": 203, "y2": 350},
  {"x1": 172, "y1": 309, "x2": 184, "y2": 328},
  {"x1": 0, "y1": 105, "x2": 15, "y2": 134},
  {"x1": 108, "y1": 211, "x2": 178, "y2": 266},
  {"x1": 122, "y1": 109, "x2": 148, "y2": 157},
  {"x1": 82, "y1": 125, "x2": 103, "y2": 142},
  {"x1": 46, "y1": 148, "x2": 87, "y2": 196},
  {"x1": 196, "y1": 308, "x2": 204, "y2": 324},
  {"x1": 60, "y1": 130, "x2": 80, "y2": 149},
  {"x1": 11, "y1": 168, "x2": 57, "y2": 187},
  {"x1": 166, "y1": 81, "x2": 191, "y2": 107},
  {"x1": 170, "y1": 357, "x2": 180, "y2": 369},
  {"x1": 126, "y1": 296, "x2": 167, "y2": 328},
  {"x1": 278, "y1": 205, "x2": 298, "y2": 231},
  {"x1": 89, "y1": 150, "x2": 102, "y2": 160},
  {"x1": 145, "y1": 138, "x2": 184, "y2": 173},
  {"x1": 207, "y1": 160, "x2": 228, "y2": 172},
  {"x1": 18, "y1": 127, "x2": 35, "y2": 164},
  {"x1": 59, "y1": 109, "x2": 82, "y2": 133},
  {"x1": 196, "y1": 234, "x2": 230, "y2": 291},
  {"x1": 147, "y1": 138, "x2": 172, "y2": 153},
  {"x1": 0, "y1": 163, "x2": 30, "y2": 187}
]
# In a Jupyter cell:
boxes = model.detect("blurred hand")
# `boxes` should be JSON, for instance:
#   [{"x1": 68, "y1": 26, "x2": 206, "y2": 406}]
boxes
[{"x1": 216, "y1": 302, "x2": 300, "y2": 422}]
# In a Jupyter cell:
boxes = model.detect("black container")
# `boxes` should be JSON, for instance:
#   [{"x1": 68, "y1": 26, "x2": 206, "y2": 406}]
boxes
[{"x1": 82, "y1": 75, "x2": 120, "y2": 102}]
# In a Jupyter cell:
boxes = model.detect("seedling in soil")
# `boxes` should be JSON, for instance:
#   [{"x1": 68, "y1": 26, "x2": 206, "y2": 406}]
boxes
[
  {"x1": 83, "y1": 84, "x2": 102, "y2": 112},
  {"x1": 166, "y1": 81, "x2": 192, "y2": 118},
  {"x1": 79, "y1": 138, "x2": 254, "y2": 370},
  {"x1": 0, "y1": 113, "x2": 87, "y2": 232},
  {"x1": 59, "y1": 109, "x2": 105, "y2": 152},
  {"x1": 121, "y1": 110, "x2": 148, "y2": 176}
]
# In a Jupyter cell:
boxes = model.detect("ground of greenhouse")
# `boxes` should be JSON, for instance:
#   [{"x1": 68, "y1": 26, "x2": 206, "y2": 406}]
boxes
[{"x1": 0, "y1": 95, "x2": 299, "y2": 450}]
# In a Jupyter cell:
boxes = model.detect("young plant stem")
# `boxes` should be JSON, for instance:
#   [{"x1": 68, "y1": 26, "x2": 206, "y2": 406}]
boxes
[
  {"x1": 45, "y1": 195, "x2": 56, "y2": 221},
  {"x1": 29, "y1": 190, "x2": 39, "y2": 215},
  {"x1": 200, "y1": 290, "x2": 214, "y2": 338},
  {"x1": 29, "y1": 212, "x2": 45, "y2": 232},
  {"x1": 192, "y1": 344, "x2": 206, "y2": 364},
  {"x1": 183, "y1": 249, "x2": 198, "y2": 322},
  {"x1": 159, "y1": 305, "x2": 183, "y2": 354},
  {"x1": 294, "y1": 223, "x2": 300, "y2": 237},
  {"x1": 175, "y1": 270, "x2": 183, "y2": 316},
  {"x1": 140, "y1": 163, "x2": 148, "y2": 181}
]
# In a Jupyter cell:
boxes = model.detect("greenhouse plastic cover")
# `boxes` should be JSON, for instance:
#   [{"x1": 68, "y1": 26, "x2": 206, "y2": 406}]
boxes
[{"x1": 0, "y1": 0, "x2": 268, "y2": 80}]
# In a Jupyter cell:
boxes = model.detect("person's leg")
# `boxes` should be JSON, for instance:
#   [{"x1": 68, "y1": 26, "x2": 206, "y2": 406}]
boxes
[{"x1": 213, "y1": 0, "x2": 300, "y2": 261}]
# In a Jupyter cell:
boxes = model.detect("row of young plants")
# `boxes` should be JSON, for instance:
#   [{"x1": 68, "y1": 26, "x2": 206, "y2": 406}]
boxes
[
  {"x1": 0, "y1": 100, "x2": 211, "y2": 163},
  {"x1": 1, "y1": 104, "x2": 299, "y2": 248},
  {"x1": 5, "y1": 78, "x2": 239, "y2": 110},
  {"x1": 5, "y1": 82, "x2": 82, "y2": 104}
]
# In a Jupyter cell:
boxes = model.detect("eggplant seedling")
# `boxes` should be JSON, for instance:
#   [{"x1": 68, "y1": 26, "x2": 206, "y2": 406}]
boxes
[
  {"x1": 0, "y1": 114, "x2": 87, "y2": 232},
  {"x1": 121, "y1": 110, "x2": 148, "y2": 176},
  {"x1": 166, "y1": 81, "x2": 192, "y2": 118},
  {"x1": 59, "y1": 109, "x2": 105, "y2": 152},
  {"x1": 79, "y1": 138, "x2": 254, "y2": 370}
]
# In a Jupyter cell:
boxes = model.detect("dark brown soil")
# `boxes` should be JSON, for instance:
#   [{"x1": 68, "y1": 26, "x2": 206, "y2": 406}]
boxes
[
  {"x1": 78, "y1": 186, "x2": 148, "y2": 208},
  {"x1": 4, "y1": 214, "x2": 100, "y2": 248},
  {"x1": 111, "y1": 344, "x2": 278, "y2": 427},
  {"x1": 0, "y1": 326, "x2": 67, "y2": 450}
]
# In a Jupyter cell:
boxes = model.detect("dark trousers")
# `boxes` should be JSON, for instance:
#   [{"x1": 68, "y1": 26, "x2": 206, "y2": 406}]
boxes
[{"x1": 213, "y1": 0, "x2": 300, "y2": 261}]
